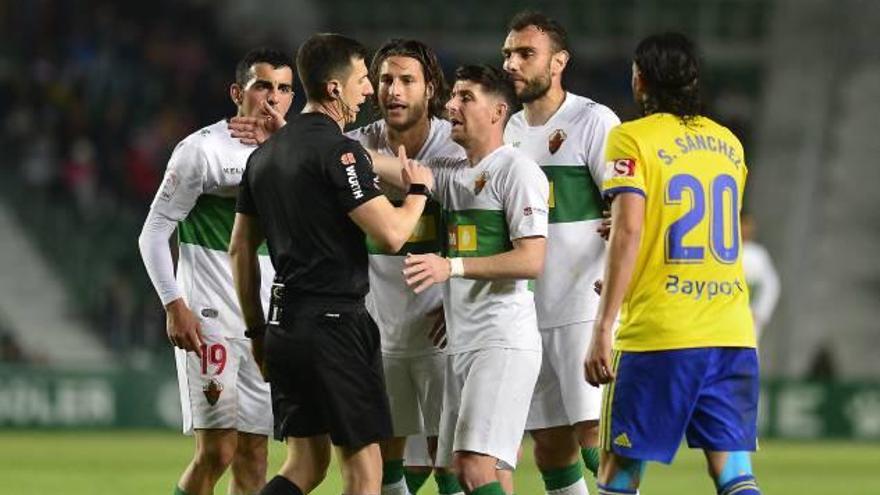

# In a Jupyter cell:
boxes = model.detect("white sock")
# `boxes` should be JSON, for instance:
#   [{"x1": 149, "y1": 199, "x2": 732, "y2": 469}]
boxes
[
  {"x1": 548, "y1": 477, "x2": 590, "y2": 495},
  {"x1": 381, "y1": 477, "x2": 411, "y2": 495}
]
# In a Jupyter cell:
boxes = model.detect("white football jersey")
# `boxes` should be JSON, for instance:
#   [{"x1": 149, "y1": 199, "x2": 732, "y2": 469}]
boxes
[
  {"x1": 347, "y1": 118, "x2": 466, "y2": 357},
  {"x1": 150, "y1": 120, "x2": 274, "y2": 338},
  {"x1": 428, "y1": 145, "x2": 549, "y2": 354},
  {"x1": 504, "y1": 93, "x2": 619, "y2": 328}
]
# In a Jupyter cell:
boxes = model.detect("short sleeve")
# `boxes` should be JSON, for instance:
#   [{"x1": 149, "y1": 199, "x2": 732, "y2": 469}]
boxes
[
  {"x1": 503, "y1": 159, "x2": 549, "y2": 240},
  {"x1": 325, "y1": 140, "x2": 383, "y2": 212},
  {"x1": 150, "y1": 139, "x2": 207, "y2": 221},
  {"x1": 236, "y1": 160, "x2": 258, "y2": 216},
  {"x1": 584, "y1": 106, "x2": 621, "y2": 188},
  {"x1": 602, "y1": 125, "x2": 647, "y2": 200},
  {"x1": 422, "y1": 156, "x2": 463, "y2": 208}
]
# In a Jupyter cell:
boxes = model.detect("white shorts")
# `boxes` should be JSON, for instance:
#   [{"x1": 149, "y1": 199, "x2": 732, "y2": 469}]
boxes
[
  {"x1": 404, "y1": 434, "x2": 433, "y2": 467},
  {"x1": 176, "y1": 333, "x2": 272, "y2": 436},
  {"x1": 383, "y1": 352, "x2": 446, "y2": 437},
  {"x1": 437, "y1": 348, "x2": 541, "y2": 469},
  {"x1": 526, "y1": 322, "x2": 602, "y2": 430}
]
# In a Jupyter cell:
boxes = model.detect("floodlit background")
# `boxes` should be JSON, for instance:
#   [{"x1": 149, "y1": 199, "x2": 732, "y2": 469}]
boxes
[{"x1": 0, "y1": 0, "x2": 878, "y2": 493}]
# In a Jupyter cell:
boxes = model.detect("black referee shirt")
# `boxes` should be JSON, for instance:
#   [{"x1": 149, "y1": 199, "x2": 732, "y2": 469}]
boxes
[{"x1": 236, "y1": 112, "x2": 383, "y2": 300}]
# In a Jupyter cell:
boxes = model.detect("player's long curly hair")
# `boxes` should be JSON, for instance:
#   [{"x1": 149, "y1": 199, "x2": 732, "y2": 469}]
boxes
[
  {"x1": 634, "y1": 32, "x2": 702, "y2": 121},
  {"x1": 369, "y1": 38, "x2": 449, "y2": 120}
]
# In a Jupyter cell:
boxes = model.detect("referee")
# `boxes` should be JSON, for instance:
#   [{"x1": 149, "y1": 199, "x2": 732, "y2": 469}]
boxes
[{"x1": 229, "y1": 34, "x2": 435, "y2": 495}]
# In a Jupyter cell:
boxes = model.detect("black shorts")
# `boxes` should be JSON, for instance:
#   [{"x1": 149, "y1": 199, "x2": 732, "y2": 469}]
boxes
[{"x1": 264, "y1": 298, "x2": 393, "y2": 448}]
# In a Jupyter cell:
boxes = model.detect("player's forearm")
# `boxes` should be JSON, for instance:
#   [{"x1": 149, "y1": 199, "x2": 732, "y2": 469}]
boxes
[
  {"x1": 458, "y1": 239, "x2": 546, "y2": 280},
  {"x1": 138, "y1": 209, "x2": 182, "y2": 306},
  {"x1": 368, "y1": 150, "x2": 405, "y2": 190},
  {"x1": 229, "y1": 245, "x2": 265, "y2": 330},
  {"x1": 595, "y1": 225, "x2": 641, "y2": 328}
]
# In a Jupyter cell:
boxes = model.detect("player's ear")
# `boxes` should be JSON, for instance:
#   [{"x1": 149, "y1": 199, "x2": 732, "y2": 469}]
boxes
[
  {"x1": 493, "y1": 100, "x2": 508, "y2": 125},
  {"x1": 230, "y1": 83, "x2": 243, "y2": 107},
  {"x1": 426, "y1": 82, "x2": 435, "y2": 100},
  {"x1": 552, "y1": 49, "x2": 570, "y2": 76}
]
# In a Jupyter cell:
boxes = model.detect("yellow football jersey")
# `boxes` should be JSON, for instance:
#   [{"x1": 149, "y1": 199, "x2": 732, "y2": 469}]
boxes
[{"x1": 602, "y1": 113, "x2": 755, "y2": 351}]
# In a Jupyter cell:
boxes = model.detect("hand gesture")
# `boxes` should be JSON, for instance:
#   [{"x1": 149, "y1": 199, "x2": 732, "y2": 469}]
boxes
[
  {"x1": 228, "y1": 101, "x2": 286, "y2": 145},
  {"x1": 584, "y1": 322, "x2": 615, "y2": 387},
  {"x1": 403, "y1": 253, "x2": 450, "y2": 294},
  {"x1": 165, "y1": 299, "x2": 204, "y2": 357},
  {"x1": 398, "y1": 145, "x2": 434, "y2": 192}
]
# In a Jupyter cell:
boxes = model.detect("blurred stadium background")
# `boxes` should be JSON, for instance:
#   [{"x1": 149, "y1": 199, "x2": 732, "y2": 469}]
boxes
[{"x1": 0, "y1": 0, "x2": 878, "y2": 493}]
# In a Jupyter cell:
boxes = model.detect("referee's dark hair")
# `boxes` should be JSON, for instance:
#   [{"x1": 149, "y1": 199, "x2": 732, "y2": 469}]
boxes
[
  {"x1": 454, "y1": 65, "x2": 518, "y2": 125},
  {"x1": 369, "y1": 38, "x2": 449, "y2": 120},
  {"x1": 508, "y1": 10, "x2": 569, "y2": 53},
  {"x1": 296, "y1": 33, "x2": 369, "y2": 102},
  {"x1": 634, "y1": 32, "x2": 702, "y2": 120},
  {"x1": 235, "y1": 48, "x2": 293, "y2": 86}
]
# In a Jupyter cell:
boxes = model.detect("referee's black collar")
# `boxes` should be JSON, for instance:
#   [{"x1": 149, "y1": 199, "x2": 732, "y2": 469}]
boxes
[{"x1": 299, "y1": 111, "x2": 341, "y2": 131}]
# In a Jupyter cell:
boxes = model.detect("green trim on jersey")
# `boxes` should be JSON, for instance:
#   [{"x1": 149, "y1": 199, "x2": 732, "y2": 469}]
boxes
[
  {"x1": 179, "y1": 195, "x2": 268, "y2": 254},
  {"x1": 445, "y1": 209, "x2": 512, "y2": 258},
  {"x1": 542, "y1": 166, "x2": 604, "y2": 223},
  {"x1": 366, "y1": 200, "x2": 443, "y2": 255}
]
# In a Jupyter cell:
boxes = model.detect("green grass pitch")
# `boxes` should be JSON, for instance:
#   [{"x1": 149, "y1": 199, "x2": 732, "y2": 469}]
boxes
[{"x1": 1, "y1": 430, "x2": 878, "y2": 494}]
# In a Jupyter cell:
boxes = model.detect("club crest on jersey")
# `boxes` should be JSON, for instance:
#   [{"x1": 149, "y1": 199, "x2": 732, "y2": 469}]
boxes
[
  {"x1": 203, "y1": 378, "x2": 223, "y2": 406},
  {"x1": 611, "y1": 158, "x2": 636, "y2": 177},
  {"x1": 474, "y1": 171, "x2": 488, "y2": 195},
  {"x1": 548, "y1": 129, "x2": 567, "y2": 154}
]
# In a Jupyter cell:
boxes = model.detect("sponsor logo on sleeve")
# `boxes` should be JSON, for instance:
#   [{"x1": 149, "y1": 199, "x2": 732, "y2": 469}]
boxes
[
  {"x1": 158, "y1": 171, "x2": 179, "y2": 202},
  {"x1": 346, "y1": 165, "x2": 364, "y2": 199},
  {"x1": 340, "y1": 152, "x2": 356, "y2": 165},
  {"x1": 610, "y1": 158, "x2": 636, "y2": 177}
]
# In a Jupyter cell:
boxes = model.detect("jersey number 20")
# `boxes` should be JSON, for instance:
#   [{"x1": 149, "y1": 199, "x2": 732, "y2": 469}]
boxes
[{"x1": 665, "y1": 173, "x2": 739, "y2": 264}]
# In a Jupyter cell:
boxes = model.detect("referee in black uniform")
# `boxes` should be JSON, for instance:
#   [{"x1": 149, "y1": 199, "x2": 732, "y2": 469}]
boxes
[{"x1": 229, "y1": 33, "x2": 435, "y2": 495}]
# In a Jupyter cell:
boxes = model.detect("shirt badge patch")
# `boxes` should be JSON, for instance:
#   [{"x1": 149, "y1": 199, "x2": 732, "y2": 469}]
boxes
[
  {"x1": 158, "y1": 171, "x2": 179, "y2": 202},
  {"x1": 611, "y1": 158, "x2": 636, "y2": 177},
  {"x1": 549, "y1": 129, "x2": 567, "y2": 154},
  {"x1": 203, "y1": 378, "x2": 224, "y2": 406},
  {"x1": 474, "y1": 171, "x2": 488, "y2": 195},
  {"x1": 340, "y1": 152, "x2": 356, "y2": 165}
]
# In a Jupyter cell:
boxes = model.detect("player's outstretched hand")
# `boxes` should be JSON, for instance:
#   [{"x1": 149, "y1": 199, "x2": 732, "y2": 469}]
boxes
[
  {"x1": 584, "y1": 321, "x2": 615, "y2": 387},
  {"x1": 399, "y1": 145, "x2": 435, "y2": 192},
  {"x1": 596, "y1": 209, "x2": 611, "y2": 240},
  {"x1": 403, "y1": 253, "x2": 450, "y2": 294},
  {"x1": 165, "y1": 299, "x2": 204, "y2": 357},
  {"x1": 426, "y1": 306, "x2": 447, "y2": 349},
  {"x1": 228, "y1": 101, "x2": 286, "y2": 145}
]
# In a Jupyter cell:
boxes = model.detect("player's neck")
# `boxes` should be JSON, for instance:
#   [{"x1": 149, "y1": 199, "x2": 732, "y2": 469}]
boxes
[
  {"x1": 385, "y1": 117, "x2": 431, "y2": 159},
  {"x1": 523, "y1": 85, "x2": 566, "y2": 127},
  {"x1": 465, "y1": 133, "x2": 504, "y2": 166}
]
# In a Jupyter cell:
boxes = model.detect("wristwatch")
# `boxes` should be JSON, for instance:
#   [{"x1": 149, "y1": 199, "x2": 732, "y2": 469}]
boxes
[{"x1": 407, "y1": 183, "x2": 431, "y2": 197}]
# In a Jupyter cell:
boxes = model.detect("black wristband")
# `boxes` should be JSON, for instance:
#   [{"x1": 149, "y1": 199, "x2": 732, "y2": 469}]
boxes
[
  {"x1": 244, "y1": 324, "x2": 266, "y2": 339},
  {"x1": 407, "y1": 183, "x2": 431, "y2": 197}
]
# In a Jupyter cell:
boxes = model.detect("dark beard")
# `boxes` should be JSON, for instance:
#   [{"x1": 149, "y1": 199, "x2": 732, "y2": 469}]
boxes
[{"x1": 517, "y1": 74, "x2": 551, "y2": 103}]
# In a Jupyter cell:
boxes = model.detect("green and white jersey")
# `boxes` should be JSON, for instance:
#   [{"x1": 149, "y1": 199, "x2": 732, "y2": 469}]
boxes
[
  {"x1": 504, "y1": 93, "x2": 619, "y2": 328},
  {"x1": 347, "y1": 118, "x2": 466, "y2": 357},
  {"x1": 151, "y1": 120, "x2": 274, "y2": 339},
  {"x1": 428, "y1": 145, "x2": 549, "y2": 354}
]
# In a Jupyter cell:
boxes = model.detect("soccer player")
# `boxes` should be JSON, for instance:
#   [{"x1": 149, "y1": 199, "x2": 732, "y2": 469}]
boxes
[
  {"x1": 228, "y1": 33, "x2": 434, "y2": 495},
  {"x1": 138, "y1": 48, "x2": 294, "y2": 495},
  {"x1": 400, "y1": 65, "x2": 549, "y2": 495},
  {"x1": 741, "y1": 213, "x2": 780, "y2": 340},
  {"x1": 585, "y1": 33, "x2": 761, "y2": 495},
  {"x1": 347, "y1": 38, "x2": 467, "y2": 495},
  {"x1": 502, "y1": 11, "x2": 620, "y2": 492}
]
